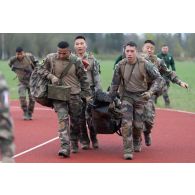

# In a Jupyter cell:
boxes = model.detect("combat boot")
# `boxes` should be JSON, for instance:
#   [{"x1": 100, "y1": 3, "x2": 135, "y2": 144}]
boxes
[
  {"x1": 165, "y1": 102, "x2": 171, "y2": 108},
  {"x1": 81, "y1": 141, "x2": 90, "y2": 150},
  {"x1": 144, "y1": 133, "x2": 152, "y2": 146},
  {"x1": 2, "y1": 156, "x2": 15, "y2": 163},
  {"x1": 123, "y1": 153, "x2": 133, "y2": 160},
  {"x1": 165, "y1": 98, "x2": 171, "y2": 108},
  {"x1": 23, "y1": 111, "x2": 29, "y2": 120},
  {"x1": 58, "y1": 148, "x2": 70, "y2": 158},
  {"x1": 133, "y1": 139, "x2": 142, "y2": 152},
  {"x1": 28, "y1": 112, "x2": 33, "y2": 120},
  {"x1": 71, "y1": 141, "x2": 79, "y2": 153},
  {"x1": 92, "y1": 140, "x2": 99, "y2": 149}
]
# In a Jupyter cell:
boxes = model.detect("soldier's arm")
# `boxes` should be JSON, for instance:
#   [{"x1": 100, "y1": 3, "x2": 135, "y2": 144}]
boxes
[
  {"x1": 8, "y1": 57, "x2": 16, "y2": 69},
  {"x1": 38, "y1": 56, "x2": 55, "y2": 80},
  {"x1": 145, "y1": 61, "x2": 164, "y2": 95},
  {"x1": 93, "y1": 58, "x2": 102, "y2": 92},
  {"x1": 109, "y1": 63, "x2": 121, "y2": 100},
  {"x1": 30, "y1": 54, "x2": 39, "y2": 68},
  {"x1": 0, "y1": 74, "x2": 13, "y2": 140},
  {"x1": 8, "y1": 59, "x2": 12, "y2": 68},
  {"x1": 75, "y1": 59, "x2": 91, "y2": 98},
  {"x1": 170, "y1": 55, "x2": 176, "y2": 71},
  {"x1": 159, "y1": 59, "x2": 187, "y2": 87}
]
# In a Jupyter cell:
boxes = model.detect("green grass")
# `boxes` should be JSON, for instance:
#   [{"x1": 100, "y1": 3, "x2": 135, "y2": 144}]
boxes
[
  {"x1": 155, "y1": 61, "x2": 195, "y2": 112},
  {"x1": 0, "y1": 60, "x2": 19, "y2": 99},
  {"x1": 1, "y1": 60, "x2": 195, "y2": 112}
]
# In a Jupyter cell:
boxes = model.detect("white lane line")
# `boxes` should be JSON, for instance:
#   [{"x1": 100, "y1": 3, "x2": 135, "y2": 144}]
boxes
[
  {"x1": 13, "y1": 137, "x2": 58, "y2": 158},
  {"x1": 156, "y1": 108, "x2": 195, "y2": 115}
]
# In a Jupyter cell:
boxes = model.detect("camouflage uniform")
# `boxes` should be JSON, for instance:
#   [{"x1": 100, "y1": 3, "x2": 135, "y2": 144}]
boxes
[
  {"x1": 109, "y1": 57, "x2": 162, "y2": 158},
  {"x1": 143, "y1": 54, "x2": 183, "y2": 145},
  {"x1": 76, "y1": 52, "x2": 102, "y2": 148},
  {"x1": 9, "y1": 53, "x2": 38, "y2": 119},
  {"x1": 0, "y1": 73, "x2": 14, "y2": 163},
  {"x1": 40, "y1": 53, "x2": 91, "y2": 155}
]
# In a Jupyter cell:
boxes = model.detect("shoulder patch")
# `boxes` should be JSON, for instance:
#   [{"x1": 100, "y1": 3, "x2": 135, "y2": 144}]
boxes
[{"x1": 118, "y1": 58, "x2": 127, "y2": 65}]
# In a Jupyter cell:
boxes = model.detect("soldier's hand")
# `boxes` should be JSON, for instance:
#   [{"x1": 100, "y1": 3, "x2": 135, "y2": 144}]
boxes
[
  {"x1": 180, "y1": 81, "x2": 188, "y2": 89},
  {"x1": 85, "y1": 96, "x2": 93, "y2": 104},
  {"x1": 51, "y1": 76, "x2": 59, "y2": 85},
  {"x1": 108, "y1": 102, "x2": 115, "y2": 110},
  {"x1": 141, "y1": 91, "x2": 153, "y2": 100}
]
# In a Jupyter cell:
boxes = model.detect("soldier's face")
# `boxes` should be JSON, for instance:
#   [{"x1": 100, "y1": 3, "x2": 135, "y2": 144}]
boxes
[
  {"x1": 162, "y1": 46, "x2": 169, "y2": 54},
  {"x1": 142, "y1": 43, "x2": 155, "y2": 57},
  {"x1": 16, "y1": 51, "x2": 25, "y2": 61},
  {"x1": 57, "y1": 48, "x2": 71, "y2": 60},
  {"x1": 74, "y1": 38, "x2": 87, "y2": 55},
  {"x1": 125, "y1": 46, "x2": 137, "y2": 63}
]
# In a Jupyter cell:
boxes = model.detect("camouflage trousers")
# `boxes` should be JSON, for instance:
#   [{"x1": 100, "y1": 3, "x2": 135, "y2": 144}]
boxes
[
  {"x1": 80, "y1": 99, "x2": 97, "y2": 144},
  {"x1": 143, "y1": 97, "x2": 156, "y2": 135},
  {"x1": 0, "y1": 138, "x2": 15, "y2": 162},
  {"x1": 18, "y1": 83, "x2": 35, "y2": 114},
  {"x1": 0, "y1": 122, "x2": 15, "y2": 162},
  {"x1": 53, "y1": 94, "x2": 82, "y2": 150},
  {"x1": 162, "y1": 81, "x2": 170, "y2": 106},
  {"x1": 121, "y1": 93, "x2": 147, "y2": 154}
]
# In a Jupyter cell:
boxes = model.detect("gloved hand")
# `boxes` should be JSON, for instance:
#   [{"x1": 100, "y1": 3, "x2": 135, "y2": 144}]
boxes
[
  {"x1": 180, "y1": 81, "x2": 188, "y2": 89},
  {"x1": 141, "y1": 91, "x2": 153, "y2": 100}
]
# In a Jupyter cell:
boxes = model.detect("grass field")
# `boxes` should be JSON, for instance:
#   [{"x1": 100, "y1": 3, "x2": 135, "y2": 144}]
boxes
[{"x1": 0, "y1": 59, "x2": 195, "y2": 112}]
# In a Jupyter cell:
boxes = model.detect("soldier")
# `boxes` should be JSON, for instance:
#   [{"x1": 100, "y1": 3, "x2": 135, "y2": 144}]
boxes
[
  {"x1": 109, "y1": 41, "x2": 163, "y2": 160},
  {"x1": 9, "y1": 47, "x2": 38, "y2": 120},
  {"x1": 39, "y1": 41, "x2": 91, "y2": 157},
  {"x1": 141, "y1": 40, "x2": 188, "y2": 146},
  {"x1": 157, "y1": 44, "x2": 176, "y2": 106},
  {"x1": 0, "y1": 73, "x2": 15, "y2": 163},
  {"x1": 74, "y1": 35, "x2": 102, "y2": 150}
]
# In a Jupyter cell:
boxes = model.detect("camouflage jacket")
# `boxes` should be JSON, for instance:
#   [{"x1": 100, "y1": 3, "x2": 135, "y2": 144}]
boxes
[
  {"x1": 109, "y1": 57, "x2": 163, "y2": 100},
  {"x1": 0, "y1": 73, "x2": 13, "y2": 140},
  {"x1": 76, "y1": 52, "x2": 102, "y2": 93},
  {"x1": 9, "y1": 53, "x2": 38, "y2": 85},
  {"x1": 145, "y1": 54, "x2": 181, "y2": 85},
  {"x1": 157, "y1": 52, "x2": 176, "y2": 71},
  {"x1": 39, "y1": 53, "x2": 91, "y2": 97}
]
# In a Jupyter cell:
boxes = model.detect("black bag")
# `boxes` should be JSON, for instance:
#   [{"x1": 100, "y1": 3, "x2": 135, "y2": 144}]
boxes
[{"x1": 87, "y1": 91, "x2": 122, "y2": 136}]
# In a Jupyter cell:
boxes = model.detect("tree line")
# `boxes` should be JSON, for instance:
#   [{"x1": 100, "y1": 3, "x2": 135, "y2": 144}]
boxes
[{"x1": 0, "y1": 33, "x2": 194, "y2": 60}]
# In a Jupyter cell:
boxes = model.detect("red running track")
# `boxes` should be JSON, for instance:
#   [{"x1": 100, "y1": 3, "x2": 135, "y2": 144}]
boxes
[{"x1": 11, "y1": 101, "x2": 195, "y2": 163}]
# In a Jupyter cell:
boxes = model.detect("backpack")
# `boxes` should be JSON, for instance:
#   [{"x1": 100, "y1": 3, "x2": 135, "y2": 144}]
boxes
[
  {"x1": 30, "y1": 66, "x2": 53, "y2": 108},
  {"x1": 87, "y1": 90, "x2": 122, "y2": 136}
]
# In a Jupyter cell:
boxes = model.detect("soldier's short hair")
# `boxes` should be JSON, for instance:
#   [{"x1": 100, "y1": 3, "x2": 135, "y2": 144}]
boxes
[
  {"x1": 144, "y1": 40, "x2": 155, "y2": 46},
  {"x1": 74, "y1": 35, "x2": 86, "y2": 41},
  {"x1": 16, "y1": 47, "x2": 23, "y2": 52},
  {"x1": 57, "y1": 41, "x2": 69, "y2": 49},
  {"x1": 124, "y1": 41, "x2": 137, "y2": 49},
  {"x1": 162, "y1": 44, "x2": 168, "y2": 47}
]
